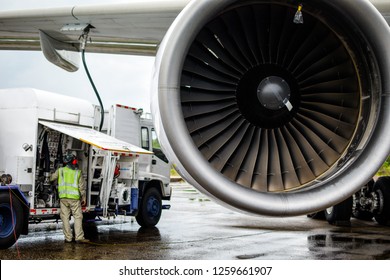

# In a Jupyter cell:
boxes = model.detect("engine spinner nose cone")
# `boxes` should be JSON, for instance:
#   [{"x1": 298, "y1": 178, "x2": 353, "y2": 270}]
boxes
[
  {"x1": 257, "y1": 76, "x2": 293, "y2": 111},
  {"x1": 235, "y1": 65, "x2": 300, "y2": 129}
]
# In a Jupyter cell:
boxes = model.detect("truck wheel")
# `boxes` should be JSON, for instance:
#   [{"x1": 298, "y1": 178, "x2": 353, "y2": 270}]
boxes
[
  {"x1": 325, "y1": 197, "x2": 353, "y2": 226},
  {"x1": 83, "y1": 212, "x2": 97, "y2": 223},
  {"x1": 136, "y1": 188, "x2": 162, "y2": 228},
  {"x1": 374, "y1": 177, "x2": 390, "y2": 226},
  {"x1": 0, "y1": 192, "x2": 25, "y2": 249}
]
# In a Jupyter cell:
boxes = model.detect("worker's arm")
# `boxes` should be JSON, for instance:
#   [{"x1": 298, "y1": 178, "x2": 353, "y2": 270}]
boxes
[
  {"x1": 50, "y1": 169, "x2": 59, "y2": 182},
  {"x1": 79, "y1": 173, "x2": 87, "y2": 206}
]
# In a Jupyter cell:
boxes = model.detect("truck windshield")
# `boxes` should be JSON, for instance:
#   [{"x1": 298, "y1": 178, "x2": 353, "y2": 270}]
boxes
[{"x1": 152, "y1": 128, "x2": 169, "y2": 163}]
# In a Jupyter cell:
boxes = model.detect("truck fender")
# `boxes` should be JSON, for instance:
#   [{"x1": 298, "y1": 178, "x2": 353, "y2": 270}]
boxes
[{"x1": 139, "y1": 180, "x2": 166, "y2": 200}]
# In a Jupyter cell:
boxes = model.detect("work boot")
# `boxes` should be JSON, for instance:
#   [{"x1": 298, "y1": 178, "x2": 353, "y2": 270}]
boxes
[{"x1": 75, "y1": 238, "x2": 90, "y2": 244}]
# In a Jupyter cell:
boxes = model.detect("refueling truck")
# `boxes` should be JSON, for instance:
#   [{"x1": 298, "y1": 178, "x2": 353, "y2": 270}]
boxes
[{"x1": 0, "y1": 88, "x2": 171, "y2": 249}]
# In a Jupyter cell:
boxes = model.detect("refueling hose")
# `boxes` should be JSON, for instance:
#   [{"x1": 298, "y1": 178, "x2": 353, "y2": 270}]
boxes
[{"x1": 81, "y1": 47, "x2": 104, "y2": 131}]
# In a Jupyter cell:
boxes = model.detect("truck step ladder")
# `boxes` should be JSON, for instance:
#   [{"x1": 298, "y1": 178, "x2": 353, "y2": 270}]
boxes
[
  {"x1": 87, "y1": 149, "x2": 104, "y2": 208},
  {"x1": 87, "y1": 147, "x2": 119, "y2": 217}
]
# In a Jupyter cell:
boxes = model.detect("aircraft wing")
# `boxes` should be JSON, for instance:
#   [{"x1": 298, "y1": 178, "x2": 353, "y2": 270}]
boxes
[
  {"x1": 1, "y1": 0, "x2": 390, "y2": 56},
  {"x1": 0, "y1": 0, "x2": 190, "y2": 56}
]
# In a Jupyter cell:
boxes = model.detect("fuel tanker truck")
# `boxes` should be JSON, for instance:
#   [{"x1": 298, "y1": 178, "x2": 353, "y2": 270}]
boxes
[{"x1": 0, "y1": 88, "x2": 171, "y2": 249}]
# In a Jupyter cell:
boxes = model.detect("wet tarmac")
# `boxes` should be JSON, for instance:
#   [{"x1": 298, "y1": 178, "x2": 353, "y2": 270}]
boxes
[{"x1": 1, "y1": 182, "x2": 390, "y2": 260}]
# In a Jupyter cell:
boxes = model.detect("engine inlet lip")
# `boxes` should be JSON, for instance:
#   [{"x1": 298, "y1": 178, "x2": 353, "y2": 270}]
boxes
[{"x1": 155, "y1": 0, "x2": 390, "y2": 216}]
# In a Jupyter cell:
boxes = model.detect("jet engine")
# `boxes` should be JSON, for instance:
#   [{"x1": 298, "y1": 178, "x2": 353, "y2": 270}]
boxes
[{"x1": 152, "y1": 0, "x2": 390, "y2": 216}]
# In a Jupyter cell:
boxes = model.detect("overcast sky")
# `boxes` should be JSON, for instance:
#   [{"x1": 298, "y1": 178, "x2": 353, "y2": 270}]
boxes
[{"x1": 0, "y1": 0, "x2": 163, "y2": 112}]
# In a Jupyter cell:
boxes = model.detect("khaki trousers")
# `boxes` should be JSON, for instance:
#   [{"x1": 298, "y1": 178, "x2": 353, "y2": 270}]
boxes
[{"x1": 60, "y1": 198, "x2": 85, "y2": 242}]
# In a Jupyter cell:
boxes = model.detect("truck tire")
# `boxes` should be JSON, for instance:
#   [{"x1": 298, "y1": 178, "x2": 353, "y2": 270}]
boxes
[
  {"x1": 325, "y1": 197, "x2": 353, "y2": 226},
  {"x1": 136, "y1": 187, "x2": 162, "y2": 228},
  {"x1": 83, "y1": 212, "x2": 97, "y2": 223},
  {"x1": 0, "y1": 192, "x2": 25, "y2": 249},
  {"x1": 373, "y1": 177, "x2": 390, "y2": 226}
]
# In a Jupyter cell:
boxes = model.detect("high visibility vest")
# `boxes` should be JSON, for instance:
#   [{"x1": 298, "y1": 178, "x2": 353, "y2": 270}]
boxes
[{"x1": 58, "y1": 167, "x2": 81, "y2": 200}]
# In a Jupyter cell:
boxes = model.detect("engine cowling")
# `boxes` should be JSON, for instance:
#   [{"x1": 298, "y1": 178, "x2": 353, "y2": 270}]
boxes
[{"x1": 152, "y1": 0, "x2": 390, "y2": 216}]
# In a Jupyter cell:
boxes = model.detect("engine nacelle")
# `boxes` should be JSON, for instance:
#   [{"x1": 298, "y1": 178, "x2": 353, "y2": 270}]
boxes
[{"x1": 152, "y1": 0, "x2": 390, "y2": 216}]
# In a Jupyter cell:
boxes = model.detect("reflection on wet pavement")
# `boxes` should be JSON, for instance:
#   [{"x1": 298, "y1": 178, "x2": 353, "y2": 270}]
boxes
[
  {"x1": 308, "y1": 234, "x2": 390, "y2": 259},
  {"x1": 1, "y1": 183, "x2": 389, "y2": 260}
]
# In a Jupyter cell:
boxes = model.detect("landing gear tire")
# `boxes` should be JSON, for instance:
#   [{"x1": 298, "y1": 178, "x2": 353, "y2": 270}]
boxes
[
  {"x1": 0, "y1": 192, "x2": 25, "y2": 249},
  {"x1": 307, "y1": 211, "x2": 326, "y2": 220},
  {"x1": 352, "y1": 179, "x2": 375, "y2": 221},
  {"x1": 374, "y1": 177, "x2": 390, "y2": 226},
  {"x1": 325, "y1": 197, "x2": 353, "y2": 226},
  {"x1": 136, "y1": 188, "x2": 162, "y2": 228},
  {"x1": 353, "y1": 210, "x2": 374, "y2": 221}
]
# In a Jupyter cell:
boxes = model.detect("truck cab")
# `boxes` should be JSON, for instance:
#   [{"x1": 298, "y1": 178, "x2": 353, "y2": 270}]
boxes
[{"x1": 104, "y1": 104, "x2": 171, "y2": 227}]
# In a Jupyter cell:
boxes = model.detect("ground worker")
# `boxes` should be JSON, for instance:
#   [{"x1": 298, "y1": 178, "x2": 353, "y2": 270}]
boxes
[{"x1": 51, "y1": 151, "x2": 89, "y2": 244}]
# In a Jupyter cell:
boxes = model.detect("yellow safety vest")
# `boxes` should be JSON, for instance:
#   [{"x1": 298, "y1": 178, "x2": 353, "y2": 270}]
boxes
[{"x1": 58, "y1": 167, "x2": 81, "y2": 200}]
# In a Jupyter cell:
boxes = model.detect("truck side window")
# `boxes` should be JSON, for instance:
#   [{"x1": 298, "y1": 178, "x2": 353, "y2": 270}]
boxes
[
  {"x1": 152, "y1": 128, "x2": 169, "y2": 163},
  {"x1": 141, "y1": 127, "x2": 150, "y2": 151}
]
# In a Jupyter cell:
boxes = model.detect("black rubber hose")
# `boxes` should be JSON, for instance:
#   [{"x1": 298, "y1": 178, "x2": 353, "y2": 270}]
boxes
[
  {"x1": 43, "y1": 132, "x2": 50, "y2": 173},
  {"x1": 54, "y1": 134, "x2": 63, "y2": 169},
  {"x1": 82, "y1": 49, "x2": 104, "y2": 131}
]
